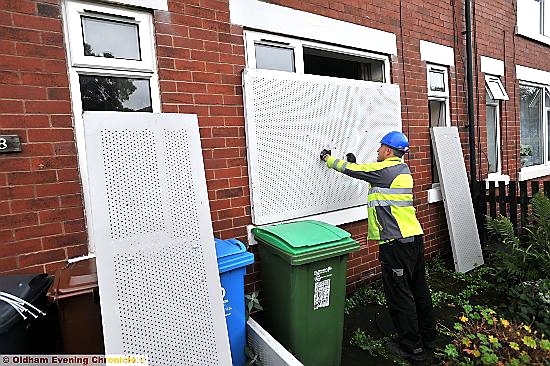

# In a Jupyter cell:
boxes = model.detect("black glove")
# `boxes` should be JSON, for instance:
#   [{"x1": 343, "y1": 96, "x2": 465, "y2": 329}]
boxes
[
  {"x1": 320, "y1": 149, "x2": 331, "y2": 161},
  {"x1": 346, "y1": 153, "x2": 356, "y2": 163}
]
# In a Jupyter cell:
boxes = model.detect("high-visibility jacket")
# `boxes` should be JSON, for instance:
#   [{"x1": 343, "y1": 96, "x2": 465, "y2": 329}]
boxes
[{"x1": 325, "y1": 156, "x2": 423, "y2": 242}]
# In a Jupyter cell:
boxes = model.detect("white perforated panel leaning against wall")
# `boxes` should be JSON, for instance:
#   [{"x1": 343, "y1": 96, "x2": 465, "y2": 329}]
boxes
[
  {"x1": 431, "y1": 126, "x2": 484, "y2": 273},
  {"x1": 82, "y1": 112, "x2": 231, "y2": 366},
  {"x1": 243, "y1": 69, "x2": 403, "y2": 225}
]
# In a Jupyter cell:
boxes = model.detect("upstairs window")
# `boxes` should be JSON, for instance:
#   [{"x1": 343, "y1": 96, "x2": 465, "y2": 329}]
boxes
[{"x1": 517, "y1": 0, "x2": 550, "y2": 43}]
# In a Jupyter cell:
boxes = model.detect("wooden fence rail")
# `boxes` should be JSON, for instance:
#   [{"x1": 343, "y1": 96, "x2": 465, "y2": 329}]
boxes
[{"x1": 475, "y1": 180, "x2": 550, "y2": 242}]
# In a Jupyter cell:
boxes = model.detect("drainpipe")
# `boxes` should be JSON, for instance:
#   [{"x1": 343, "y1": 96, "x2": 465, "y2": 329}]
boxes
[{"x1": 465, "y1": 0, "x2": 477, "y2": 194}]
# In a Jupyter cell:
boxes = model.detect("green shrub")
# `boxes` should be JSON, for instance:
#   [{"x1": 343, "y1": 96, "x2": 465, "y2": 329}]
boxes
[
  {"x1": 438, "y1": 305, "x2": 550, "y2": 365},
  {"x1": 506, "y1": 279, "x2": 550, "y2": 337},
  {"x1": 350, "y1": 329, "x2": 408, "y2": 366},
  {"x1": 485, "y1": 193, "x2": 550, "y2": 285},
  {"x1": 345, "y1": 282, "x2": 386, "y2": 314}
]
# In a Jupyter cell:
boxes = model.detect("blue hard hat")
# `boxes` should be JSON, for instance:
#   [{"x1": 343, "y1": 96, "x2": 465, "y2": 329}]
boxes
[{"x1": 380, "y1": 131, "x2": 409, "y2": 152}]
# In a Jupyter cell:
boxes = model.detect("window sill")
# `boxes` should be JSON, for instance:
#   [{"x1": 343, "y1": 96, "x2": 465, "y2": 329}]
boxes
[
  {"x1": 427, "y1": 187, "x2": 442, "y2": 203},
  {"x1": 485, "y1": 173, "x2": 510, "y2": 188},
  {"x1": 519, "y1": 165, "x2": 550, "y2": 181},
  {"x1": 516, "y1": 28, "x2": 550, "y2": 47}
]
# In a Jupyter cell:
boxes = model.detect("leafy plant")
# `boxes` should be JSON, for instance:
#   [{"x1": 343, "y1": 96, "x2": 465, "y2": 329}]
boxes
[
  {"x1": 506, "y1": 279, "x2": 550, "y2": 337},
  {"x1": 426, "y1": 257, "x2": 493, "y2": 308},
  {"x1": 437, "y1": 305, "x2": 550, "y2": 365},
  {"x1": 486, "y1": 193, "x2": 550, "y2": 285},
  {"x1": 350, "y1": 329, "x2": 408, "y2": 366},
  {"x1": 245, "y1": 345, "x2": 263, "y2": 366},
  {"x1": 245, "y1": 291, "x2": 263, "y2": 320},
  {"x1": 345, "y1": 282, "x2": 386, "y2": 314}
]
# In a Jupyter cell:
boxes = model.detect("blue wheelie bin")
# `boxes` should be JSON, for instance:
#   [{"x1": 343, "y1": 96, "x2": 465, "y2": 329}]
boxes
[{"x1": 215, "y1": 238, "x2": 254, "y2": 366}]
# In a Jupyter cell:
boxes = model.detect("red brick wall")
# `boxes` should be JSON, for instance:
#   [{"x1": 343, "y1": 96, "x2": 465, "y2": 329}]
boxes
[
  {"x1": 3, "y1": 0, "x2": 544, "y2": 293},
  {"x1": 0, "y1": 0, "x2": 87, "y2": 274}
]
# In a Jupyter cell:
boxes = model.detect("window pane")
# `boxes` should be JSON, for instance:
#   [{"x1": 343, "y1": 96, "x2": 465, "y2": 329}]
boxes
[
  {"x1": 546, "y1": 89, "x2": 550, "y2": 108},
  {"x1": 303, "y1": 48, "x2": 385, "y2": 82},
  {"x1": 486, "y1": 103, "x2": 498, "y2": 174},
  {"x1": 429, "y1": 70, "x2": 445, "y2": 92},
  {"x1": 486, "y1": 77, "x2": 509, "y2": 100},
  {"x1": 524, "y1": 0, "x2": 543, "y2": 35},
  {"x1": 429, "y1": 100, "x2": 447, "y2": 183},
  {"x1": 254, "y1": 44, "x2": 295, "y2": 72},
  {"x1": 82, "y1": 16, "x2": 141, "y2": 60},
  {"x1": 429, "y1": 100, "x2": 447, "y2": 127},
  {"x1": 520, "y1": 85, "x2": 543, "y2": 167},
  {"x1": 79, "y1": 75, "x2": 152, "y2": 112}
]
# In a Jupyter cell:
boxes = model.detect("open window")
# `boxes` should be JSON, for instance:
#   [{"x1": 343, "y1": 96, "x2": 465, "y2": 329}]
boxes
[
  {"x1": 484, "y1": 75, "x2": 508, "y2": 180},
  {"x1": 427, "y1": 64, "x2": 451, "y2": 185},
  {"x1": 244, "y1": 31, "x2": 389, "y2": 83},
  {"x1": 485, "y1": 75, "x2": 509, "y2": 101}
]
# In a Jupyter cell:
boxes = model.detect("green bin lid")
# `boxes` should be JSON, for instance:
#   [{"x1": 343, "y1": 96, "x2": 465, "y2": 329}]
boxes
[{"x1": 252, "y1": 220, "x2": 359, "y2": 260}]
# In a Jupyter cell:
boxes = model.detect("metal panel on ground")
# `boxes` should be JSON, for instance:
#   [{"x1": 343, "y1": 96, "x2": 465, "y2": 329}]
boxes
[
  {"x1": 247, "y1": 318, "x2": 303, "y2": 366},
  {"x1": 243, "y1": 68, "x2": 402, "y2": 225},
  {"x1": 83, "y1": 112, "x2": 231, "y2": 365},
  {"x1": 431, "y1": 126, "x2": 484, "y2": 272}
]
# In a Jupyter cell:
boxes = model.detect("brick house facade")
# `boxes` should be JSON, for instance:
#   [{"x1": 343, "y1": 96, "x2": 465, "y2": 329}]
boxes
[{"x1": 0, "y1": 0, "x2": 547, "y2": 293}]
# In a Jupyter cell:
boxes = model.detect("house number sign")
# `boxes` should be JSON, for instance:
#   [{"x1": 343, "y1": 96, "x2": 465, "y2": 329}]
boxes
[{"x1": 0, "y1": 135, "x2": 22, "y2": 153}]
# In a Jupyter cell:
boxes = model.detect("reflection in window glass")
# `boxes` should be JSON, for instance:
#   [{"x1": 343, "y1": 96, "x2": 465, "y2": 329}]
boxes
[
  {"x1": 429, "y1": 100, "x2": 446, "y2": 127},
  {"x1": 254, "y1": 44, "x2": 295, "y2": 72},
  {"x1": 520, "y1": 85, "x2": 543, "y2": 167},
  {"x1": 429, "y1": 100, "x2": 447, "y2": 183},
  {"x1": 79, "y1": 75, "x2": 152, "y2": 112},
  {"x1": 486, "y1": 93, "x2": 498, "y2": 174},
  {"x1": 429, "y1": 70, "x2": 445, "y2": 92},
  {"x1": 82, "y1": 16, "x2": 141, "y2": 60}
]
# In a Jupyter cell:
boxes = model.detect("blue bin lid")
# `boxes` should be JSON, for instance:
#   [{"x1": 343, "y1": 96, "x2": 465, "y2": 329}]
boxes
[{"x1": 214, "y1": 238, "x2": 254, "y2": 273}]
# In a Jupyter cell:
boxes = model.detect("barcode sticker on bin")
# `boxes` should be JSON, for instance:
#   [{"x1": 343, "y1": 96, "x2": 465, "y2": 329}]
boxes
[
  {"x1": 313, "y1": 266, "x2": 332, "y2": 310},
  {"x1": 313, "y1": 279, "x2": 331, "y2": 310}
]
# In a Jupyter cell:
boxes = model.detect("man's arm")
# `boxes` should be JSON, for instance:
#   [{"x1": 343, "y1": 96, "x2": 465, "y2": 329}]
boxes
[{"x1": 323, "y1": 155, "x2": 387, "y2": 185}]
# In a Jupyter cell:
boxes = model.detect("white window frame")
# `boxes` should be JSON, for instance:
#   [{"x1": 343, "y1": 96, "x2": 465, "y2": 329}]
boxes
[
  {"x1": 484, "y1": 74, "x2": 510, "y2": 184},
  {"x1": 485, "y1": 91, "x2": 502, "y2": 176},
  {"x1": 485, "y1": 75, "x2": 509, "y2": 101},
  {"x1": 427, "y1": 64, "x2": 451, "y2": 203},
  {"x1": 65, "y1": 1, "x2": 156, "y2": 71},
  {"x1": 518, "y1": 82, "x2": 550, "y2": 180},
  {"x1": 62, "y1": 0, "x2": 161, "y2": 253},
  {"x1": 517, "y1": 0, "x2": 550, "y2": 45},
  {"x1": 244, "y1": 30, "x2": 391, "y2": 83}
]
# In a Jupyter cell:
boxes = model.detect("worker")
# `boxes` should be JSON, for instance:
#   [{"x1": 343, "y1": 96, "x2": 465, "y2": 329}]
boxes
[{"x1": 320, "y1": 131, "x2": 436, "y2": 362}]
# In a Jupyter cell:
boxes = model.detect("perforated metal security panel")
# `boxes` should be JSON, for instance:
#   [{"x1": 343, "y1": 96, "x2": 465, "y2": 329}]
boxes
[
  {"x1": 247, "y1": 318, "x2": 303, "y2": 366},
  {"x1": 83, "y1": 112, "x2": 232, "y2": 365},
  {"x1": 431, "y1": 127, "x2": 484, "y2": 273},
  {"x1": 243, "y1": 69, "x2": 403, "y2": 225}
]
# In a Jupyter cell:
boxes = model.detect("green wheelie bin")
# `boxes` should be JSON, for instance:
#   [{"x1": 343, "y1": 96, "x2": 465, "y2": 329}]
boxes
[{"x1": 252, "y1": 220, "x2": 360, "y2": 366}]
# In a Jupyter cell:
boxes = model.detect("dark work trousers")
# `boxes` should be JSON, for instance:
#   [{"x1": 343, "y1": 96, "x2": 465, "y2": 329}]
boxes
[{"x1": 379, "y1": 235, "x2": 436, "y2": 354}]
